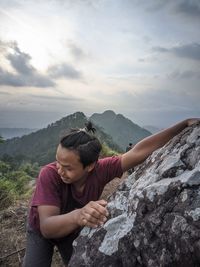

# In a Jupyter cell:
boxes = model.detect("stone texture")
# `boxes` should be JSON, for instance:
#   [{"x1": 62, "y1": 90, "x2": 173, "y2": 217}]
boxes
[{"x1": 69, "y1": 123, "x2": 200, "y2": 267}]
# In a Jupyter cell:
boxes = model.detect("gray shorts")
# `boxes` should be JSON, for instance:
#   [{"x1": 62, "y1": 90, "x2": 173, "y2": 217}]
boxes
[{"x1": 22, "y1": 225, "x2": 79, "y2": 267}]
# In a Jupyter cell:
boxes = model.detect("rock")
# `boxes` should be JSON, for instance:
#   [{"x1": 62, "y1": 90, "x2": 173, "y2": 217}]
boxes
[{"x1": 69, "y1": 123, "x2": 200, "y2": 267}]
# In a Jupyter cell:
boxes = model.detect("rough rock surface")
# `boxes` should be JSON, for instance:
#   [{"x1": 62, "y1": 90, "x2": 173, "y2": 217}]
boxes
[{"x1": 69, "y1": 123, "x2": 200, "y2": 267}]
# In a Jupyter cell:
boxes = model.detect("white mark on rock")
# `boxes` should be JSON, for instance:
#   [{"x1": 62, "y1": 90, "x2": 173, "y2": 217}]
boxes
[
  {"x1": 187, "y1": 127, "x2": 200, "y2": 144},
  {"x1": 99, "y1": 213, "x2": 136, "y2": 256},
  {"x1": 171, "y1": 215, "x2": 187, "y2": 233},
  {"x1": 180, "y1": 190, "x2": 188, "y2": 202},
  {"x1": 186, "y1": 208, "x2": 200, "y2": 221}
]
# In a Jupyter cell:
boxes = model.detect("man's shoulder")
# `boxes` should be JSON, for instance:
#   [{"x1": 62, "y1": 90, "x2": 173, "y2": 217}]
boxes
[
  {"x1": 39, "y1": 162, "x2": 59, "y2": 180},
  {"x1": 41, "y1": 162, "x2": 57, "y2": 172},
  {"x1": 96, "y1": 156, "x2": 121, "y2": 168}
]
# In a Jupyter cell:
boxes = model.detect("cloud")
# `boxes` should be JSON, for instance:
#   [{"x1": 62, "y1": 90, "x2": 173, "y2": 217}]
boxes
[
  {"x1": 0, "y1": 40, "x2": 55, "y2": 87},
  {"x1": 167, "y1": 70, "x2": 200, "y2": 80},
  {"x1": 144, "y1": 0, "x2": 200, "y2": 15},
  {"x1": 6, "y1": 45, "x2": 34, "y2": 75},
  {"x1": 0, "y1": 40, "x2": 83, "y2": 88},
  {"x1": 0, "y1": 90, "x2": 11, "y2": 95},
  {"x1": 174, "y1": 0, "x2": 200, "y2": 18},
  {"x1": 29, "y1": 93, "x2": 84, "y2": 101},
  {"x1": 172, "y1": 43, "x2": 200, "y2": 60},
  {"x1": 0, "y1": 67, "x2": 55, "y2": 87},
  {"x1": 144, "y1": 1, "x2": 170, "y2": 12},
  {"x1": 68, "y1": 42, "x2": 86, "y2": 61},
  {"x1": 152, "y1": 46, "x2": 168, "y2": 53},
  {"x1": 153, "y1": 43, "x2": 200, "y2": 61},
  {"x1": 48, "y1": 63, "x2": 82, "y2": 79},
  {"x1": 144, "y1": 0, "x2": 200, "y2": 21}
]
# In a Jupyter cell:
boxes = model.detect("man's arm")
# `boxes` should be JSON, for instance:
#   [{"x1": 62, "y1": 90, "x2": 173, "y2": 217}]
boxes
[
  {"x1": 38, "y1": 199, "x2": 109, "y2": 238},
  {"x1": 121, "y1": 118, "x2": 199, "y2": 172}
]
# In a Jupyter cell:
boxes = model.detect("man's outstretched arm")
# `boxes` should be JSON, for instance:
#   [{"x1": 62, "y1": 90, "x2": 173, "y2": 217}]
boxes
[{"x1": 121, "y1": 118, "x2": 199, "y2": 171}]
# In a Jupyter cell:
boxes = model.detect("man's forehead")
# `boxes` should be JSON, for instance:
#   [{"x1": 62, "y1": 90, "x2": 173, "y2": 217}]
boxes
[{"x1": 56, "y1": 146, "x2": 81, "y2": 166}]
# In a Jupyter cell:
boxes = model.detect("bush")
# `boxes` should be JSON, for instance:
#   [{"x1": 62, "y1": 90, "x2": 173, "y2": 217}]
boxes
[
  {"x1": 0, "y1": 179, "x2": 15, "y2": 210},
  {"x1": 0, "y1": 160, "x2": 39, "y2": 210},
  {"x1": 100, "y1": 143, "x2": 119, "y2": 158},
  {"x1": 19, "y1": 162, "x2": 39, "y2": 178},
  {"x1": 10, "y1": 170, "x2": 31, "y2": 195},
  {"x1": 0, "y1": 161, "x2": 10, "y2": 176}
]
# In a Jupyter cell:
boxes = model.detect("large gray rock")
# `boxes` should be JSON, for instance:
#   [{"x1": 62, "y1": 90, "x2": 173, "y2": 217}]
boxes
[{"x1": 69, "y1": 123, "x2": 200, "y2": 267}]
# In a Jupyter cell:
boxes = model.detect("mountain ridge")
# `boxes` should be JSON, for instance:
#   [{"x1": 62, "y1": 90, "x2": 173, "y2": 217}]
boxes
[
  {"x1": 0, "y1": 112, "x2": 121, "y2": 165},
  {"x1": 0, "y1": 110, "x2": 152, "y2": 164}
]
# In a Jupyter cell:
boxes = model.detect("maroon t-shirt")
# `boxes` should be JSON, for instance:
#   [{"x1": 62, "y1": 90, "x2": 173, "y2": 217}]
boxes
[{"x1": 29, "y1": 156, "x2": 123, "y2": 233}]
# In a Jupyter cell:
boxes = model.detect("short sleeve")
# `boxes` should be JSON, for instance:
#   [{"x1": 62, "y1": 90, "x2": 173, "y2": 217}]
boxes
[
  {"x1": 31, "y1": 166, "x2": 61, "y2": 208},
  {"x1": 96, "y1": 156, "x2": 123, "y2": 185}
]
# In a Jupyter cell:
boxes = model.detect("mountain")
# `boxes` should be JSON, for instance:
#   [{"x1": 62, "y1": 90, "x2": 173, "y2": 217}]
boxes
[
  {"x1": 90, "y1": 110, "x2": 151, "y2": 151},
  {"x1": 0, "y1": 128, "x2": 38, "y2": 140},
  {"x1": 0, "y1": 112, "x2": 121, "y2": 165}
]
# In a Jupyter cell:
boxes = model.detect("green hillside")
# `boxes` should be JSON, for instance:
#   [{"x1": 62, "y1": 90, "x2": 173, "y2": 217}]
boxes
[{"x1": 0, "y1": 112, "x2": 121, "y2": 165}]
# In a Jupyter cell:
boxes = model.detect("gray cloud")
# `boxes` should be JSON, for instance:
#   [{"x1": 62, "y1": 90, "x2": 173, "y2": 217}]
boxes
[
  {"x1": 0, "y1": 40, "x2": 55, "y2": 87},
  {"x1": 54, "y1": 0, "x2": 102, "y2": 9},
  {"x1": 0, "y1": 40, "x2": 83, "y2": 87},
  {"x1": 0, "y1": 0, "x2": 20, "y2": 9},
  {"x1": 167, "y1": 70, "x2": 200, "y2": 80},
  {"x1": 0, "y1": 66, "x2": 55, "y2": 87},
  {"x1": 152, "y1": 46, "x2": 168, "y2": 53},
  {"x1": 68, "y1": 42, "x2": 86, "y2": 60},
  {"x1": 174, "y1": 0, "x2": 200, "y2": 18},
  {"x1": 153, "y1": 43, "x2": 200, "y2": 61},
  {"x1": 144, "y1": 0, "x2": 200, "y2": 20},
  {"x1": 144, "y1": 1, "x2": 170, "y2": 12},
  {"x1": 48, "y1": 63, "x2": 82, "y2": 79},
  {"x1": 6, "y1": 45, "x2": 34, "y2": 75},
  {"x1": 29, "y1": 94, "x2": 84, "y2": 101},
  {"x1": 0, "y1": 91, "x2": 11, "y2": 95},
  {"x1": 172, "y1": 43, "x2": 200, "y2": 60}
]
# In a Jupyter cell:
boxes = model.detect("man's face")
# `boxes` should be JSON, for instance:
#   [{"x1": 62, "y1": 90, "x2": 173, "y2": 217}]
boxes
[{"x1": 56, "y1": 144, "x2": 92, "y2": 185}]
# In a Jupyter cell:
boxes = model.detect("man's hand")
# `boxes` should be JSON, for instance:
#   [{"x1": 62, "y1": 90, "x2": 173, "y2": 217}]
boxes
[
  {"x1": 187, "y1": 118, "x2": 200, "y2": 127},
  {"x1": 77, "y1": 200, "x2": 109, "y2": 228}
]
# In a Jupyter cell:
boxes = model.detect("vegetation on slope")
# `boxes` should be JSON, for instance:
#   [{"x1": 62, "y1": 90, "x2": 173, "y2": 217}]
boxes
[{"x1": 0, "y1": 159, "x2": 39, "y2": 211}]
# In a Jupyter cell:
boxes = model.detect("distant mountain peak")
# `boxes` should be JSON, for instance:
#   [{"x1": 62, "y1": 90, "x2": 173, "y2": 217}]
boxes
[
  {"x1": 102, "y1": 110, "x2": 116, "y2": 116},
  {"x1": 60, "y1": 111, "x2": 86, "y2": 121},
  {"x1": 92, "y1": 110, "x2": 116, "y2": 120},
  {"x1": 90, "y1": 110, "x2": 151, "y2": 151},
  {"x1": 71, "y1": 111, "x2": 86, "y2": 118}
]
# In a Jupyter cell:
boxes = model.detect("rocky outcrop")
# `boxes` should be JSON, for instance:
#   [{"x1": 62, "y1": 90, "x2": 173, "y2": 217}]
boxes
[{"x1": 69, "y1": 123, "x2": 200, "y2": 267}]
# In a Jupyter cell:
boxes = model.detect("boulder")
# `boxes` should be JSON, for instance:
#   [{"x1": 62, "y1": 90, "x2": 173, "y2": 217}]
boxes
[{"x1": 69, "y1": 123, "x2": 200, "y2": 267}]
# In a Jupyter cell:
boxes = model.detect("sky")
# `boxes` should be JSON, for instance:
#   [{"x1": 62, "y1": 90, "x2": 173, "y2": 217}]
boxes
[{"x1": 0, "y1": 0, "x2": 200, "y2": 129}]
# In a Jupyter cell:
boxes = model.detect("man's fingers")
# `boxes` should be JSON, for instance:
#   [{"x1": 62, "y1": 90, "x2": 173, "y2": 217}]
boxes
[
  {"x1": 187, "y1": 118, "x2": 200, "y2": 126},
  {"x1": 82, "y1": 218, "x2": 87, "y2": 225},
  {"x1": 89, "y1": 201, "x2": 109, "y2": 217},
  {"x1": 79, "y1": 200, "x2": 109, "y2": 228},
  {"x1": 96, "y1": 199, "x2": 108, "y2": 207},
  {"x1": 84, "y1": 212, "x2": 107, "y2": 225}
]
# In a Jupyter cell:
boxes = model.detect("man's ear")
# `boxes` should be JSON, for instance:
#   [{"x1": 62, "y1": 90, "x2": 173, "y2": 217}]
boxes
[{"x1": 86, "y1": 162, "x2": 95, "y2": 172}]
